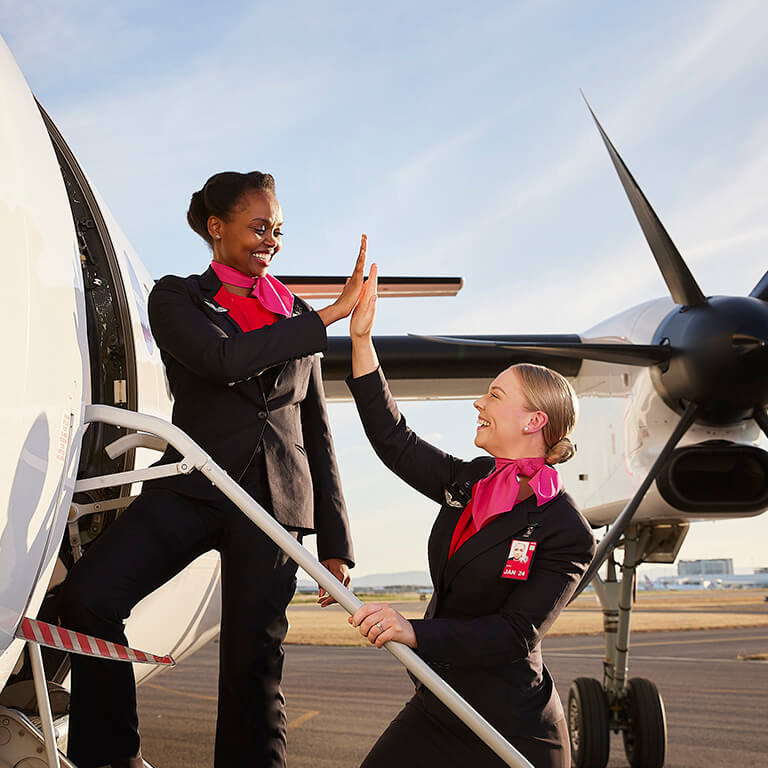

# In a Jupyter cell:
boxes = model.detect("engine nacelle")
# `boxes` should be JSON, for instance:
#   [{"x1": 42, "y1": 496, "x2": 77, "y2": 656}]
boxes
[{"x1": 656, "y1": 441, "x2": 768, "y2": 515}]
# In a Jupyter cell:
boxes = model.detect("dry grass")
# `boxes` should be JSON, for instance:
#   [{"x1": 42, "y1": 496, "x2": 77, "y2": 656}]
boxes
[
  {"x1": 290, "y1": 591, "x2": 425, "y2": 605},
  {"x1": 286, "y1": 605, "x2": 427, "y2": 647},
  {"x1": 285, "y1": 589, "x2": 768, "y2": 646}
]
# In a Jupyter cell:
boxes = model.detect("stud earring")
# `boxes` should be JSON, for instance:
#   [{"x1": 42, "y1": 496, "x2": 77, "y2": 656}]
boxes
[
  {"x1": 523, "y1": 426, "x2": 529, "y2": 432},
  {"x1": 215, "y1": 234, "x2": 221, "y2": 239}
]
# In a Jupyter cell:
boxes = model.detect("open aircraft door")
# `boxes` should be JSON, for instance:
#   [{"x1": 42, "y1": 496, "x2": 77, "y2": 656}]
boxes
[{"x1": 0, "y1": 37, "x2": 88, "y2": 682}]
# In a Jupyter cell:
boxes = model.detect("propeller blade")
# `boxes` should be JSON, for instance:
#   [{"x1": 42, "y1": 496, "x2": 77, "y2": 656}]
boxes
[
  {"x1": 755, "y1": 408, "x2": 768, "y2": 440},
  {"x1": 569, "y1": 402, "x2": 699, "y2": 602},
  {"x1": 322, "y1": 334, "x2": 584, "y2": 387},
  {"x1": 414, "y1": 334, "x2": 673, "y2": 368},
  {"x1": 581, "y1": 93, "x2": 707, "y2": 307},
  {"x1": 750, "y1": 271, "x2": 768, "y2": 302}
]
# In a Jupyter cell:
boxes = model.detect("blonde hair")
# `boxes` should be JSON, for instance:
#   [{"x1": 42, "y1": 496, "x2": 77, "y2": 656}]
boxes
[{"x1": 509, "y1": 363, "x2": 578, "y2": 465}]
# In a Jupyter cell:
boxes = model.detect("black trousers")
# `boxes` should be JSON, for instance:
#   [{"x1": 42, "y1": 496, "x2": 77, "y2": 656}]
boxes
[
  {"x1": 361, "y1": 694, "x2": 570, "y2": 768},
  {"x1": 58, "y1": 481, "x2": 300, "y2": 768}
]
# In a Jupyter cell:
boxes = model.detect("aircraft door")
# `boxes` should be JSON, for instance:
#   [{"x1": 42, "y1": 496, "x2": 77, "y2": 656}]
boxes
[
  {"x1": 37, "y1": 103, "x2": 139, "y2": 542},
  {"x1": 0, "y1": 35, "x2": 87, "y2": 681}
]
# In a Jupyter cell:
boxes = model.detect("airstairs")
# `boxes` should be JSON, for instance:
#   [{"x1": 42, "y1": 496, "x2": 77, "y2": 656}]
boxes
[{"x1": 7, "y1": 404, "x2": 533, "y2": 768}]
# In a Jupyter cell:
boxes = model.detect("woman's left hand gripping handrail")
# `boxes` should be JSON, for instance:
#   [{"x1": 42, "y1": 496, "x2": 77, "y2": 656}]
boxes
[{"x1": 83, "y1": 404, "x2": 533, "y2": 768}]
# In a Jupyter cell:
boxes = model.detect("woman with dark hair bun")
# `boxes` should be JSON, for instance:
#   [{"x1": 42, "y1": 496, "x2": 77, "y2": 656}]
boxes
[
  {"x1": 346, "y1": 265, "x2": 595, "y2": 768},
  {"x1": 59, "y1": 170, "x2": 363, "y2": 768}
]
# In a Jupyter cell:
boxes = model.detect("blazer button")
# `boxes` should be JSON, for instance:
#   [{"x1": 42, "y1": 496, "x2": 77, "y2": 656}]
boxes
[{"x1": 257, "y1": 410, "x2": 268, "y2": 420}]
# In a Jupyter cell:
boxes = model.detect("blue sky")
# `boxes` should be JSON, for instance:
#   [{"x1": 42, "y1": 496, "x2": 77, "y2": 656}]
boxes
[{"x1": 2, "y1": 0, "x2": 767, "y2": 576}]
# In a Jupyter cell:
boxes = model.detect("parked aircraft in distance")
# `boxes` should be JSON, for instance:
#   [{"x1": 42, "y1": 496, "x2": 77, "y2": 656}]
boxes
[{"x1": 652, "y1": 573, "x2": 768, "y2": 590}]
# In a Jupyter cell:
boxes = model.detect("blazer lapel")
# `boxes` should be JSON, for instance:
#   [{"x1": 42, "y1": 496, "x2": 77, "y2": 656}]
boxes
[
  {"x1": 199, "y1": 266, "x2": 243, "y2": 338},
  {"x1": 431, "y1": 505, "x2": 465, "y2": 593},
  {"x1": 197, "y1": 267, "x2": 269, "y2": 409},
  {"x1": 261, "y1": 291, "x2": 304, "y2": 398},
  {"x1": 442, "y1": 497, "x2": 534, "y2": 589}
]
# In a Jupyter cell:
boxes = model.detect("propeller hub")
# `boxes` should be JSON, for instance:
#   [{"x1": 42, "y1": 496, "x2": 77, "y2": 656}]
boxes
[{"x1": 651, "y1": 296, "x2": 768, "y2": 424}]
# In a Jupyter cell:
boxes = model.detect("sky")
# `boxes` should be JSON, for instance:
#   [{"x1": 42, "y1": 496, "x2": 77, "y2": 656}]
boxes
[{"x1": 2, "y1": 0, "x2": 767, "y2": 579}]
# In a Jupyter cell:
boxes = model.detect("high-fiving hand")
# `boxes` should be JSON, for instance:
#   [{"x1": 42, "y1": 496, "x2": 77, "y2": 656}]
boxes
[
  {"x1": 317, "y1": 234, "x2": 368, "y2": 327},
  {"x1": 350, "y1": 262, "x2": 378, "y2": 340},
  {"x1": 349, "y1": 257, "x2": 380, "y2": 378}
]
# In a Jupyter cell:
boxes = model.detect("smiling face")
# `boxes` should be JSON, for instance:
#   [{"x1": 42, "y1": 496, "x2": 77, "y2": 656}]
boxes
[
  {"x1": 511, "y1": 541, "x2": 528, "y2": 561},
  {"x1": 473, "y1": 368, "x2": 548, "y2": 458},
  {"x1": 208, "y1": 190, "x2": 283, "y2": 278}
]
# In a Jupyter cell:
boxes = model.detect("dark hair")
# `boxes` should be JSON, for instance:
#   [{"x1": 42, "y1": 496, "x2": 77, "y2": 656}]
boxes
[{"x1": 187, "y1": 171, "x2": 276, "y2": 245}]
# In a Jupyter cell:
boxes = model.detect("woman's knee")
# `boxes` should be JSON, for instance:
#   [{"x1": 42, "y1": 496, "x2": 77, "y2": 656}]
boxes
[{"x1": 57, "y1": 563, "x2": 123, "y2": 631}]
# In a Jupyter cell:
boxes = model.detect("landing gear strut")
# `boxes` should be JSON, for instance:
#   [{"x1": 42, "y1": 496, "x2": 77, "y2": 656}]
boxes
[{"x1": 567, "y1": 524, "x2": 674, "y2": 768}]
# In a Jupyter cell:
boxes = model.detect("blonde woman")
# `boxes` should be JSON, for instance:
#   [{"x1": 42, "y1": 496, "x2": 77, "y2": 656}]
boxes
[{"x1": 347, "y1": 265, "x2": 595, "y2": 768}]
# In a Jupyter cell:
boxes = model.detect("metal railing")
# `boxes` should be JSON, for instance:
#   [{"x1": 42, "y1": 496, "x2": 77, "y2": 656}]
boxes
[{"x1": 82, "y1": 404, "x2": 533, "y2": 768}]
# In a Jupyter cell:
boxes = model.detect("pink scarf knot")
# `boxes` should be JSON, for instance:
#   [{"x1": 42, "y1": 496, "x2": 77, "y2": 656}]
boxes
[
  {"x1": 210, "y1": 261, "x2": 294, "y2": 317},
  {"x1": 471, "y1": 456, "x2": 562, "y2": 529}
]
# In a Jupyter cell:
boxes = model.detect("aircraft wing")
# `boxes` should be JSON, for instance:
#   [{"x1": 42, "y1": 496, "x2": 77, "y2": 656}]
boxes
[
  {"x1": 321, "y1": 334, "x2": 583, "y2": 400},
  {"x1": 276, "y1": 276, "x2": 463, "y2": 299}
]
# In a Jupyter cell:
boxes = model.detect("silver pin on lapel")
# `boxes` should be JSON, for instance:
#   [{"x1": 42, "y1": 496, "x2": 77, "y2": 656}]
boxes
[{"x1": 203, "y1": 299, "x2": 229, "y2": 313}]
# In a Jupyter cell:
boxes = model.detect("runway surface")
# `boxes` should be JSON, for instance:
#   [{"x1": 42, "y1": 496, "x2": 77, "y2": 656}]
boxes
[{"x1": 137, "y1": 626, "x2": 768, "y2": 767}]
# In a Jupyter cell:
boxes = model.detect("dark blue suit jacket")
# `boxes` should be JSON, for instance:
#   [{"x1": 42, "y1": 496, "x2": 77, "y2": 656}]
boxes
[
  {"x1": 348, "y1": 367, "x2": 595, "y2": 737},
  {"x1": 146, "y1": 266, "x2": 353, "y2": 564}
]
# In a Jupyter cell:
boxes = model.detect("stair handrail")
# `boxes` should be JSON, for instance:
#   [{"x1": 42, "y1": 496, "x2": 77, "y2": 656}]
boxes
[{"x1": 83, "y1": 404, "x2": 533, "y2": 768}]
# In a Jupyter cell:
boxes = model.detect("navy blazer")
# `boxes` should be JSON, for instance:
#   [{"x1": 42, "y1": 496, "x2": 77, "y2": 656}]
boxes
[
  {"x1": 146, "y1": 266, "x2": 353, "y2": 564},
  {"x1": 347, "y1": 367, "x2": 595, "y2": 737}
]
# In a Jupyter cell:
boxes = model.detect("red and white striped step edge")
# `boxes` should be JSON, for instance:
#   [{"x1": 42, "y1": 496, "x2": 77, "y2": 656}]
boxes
[{"x1": 16, "y1": 617, "x2": 175, "y2": 666}]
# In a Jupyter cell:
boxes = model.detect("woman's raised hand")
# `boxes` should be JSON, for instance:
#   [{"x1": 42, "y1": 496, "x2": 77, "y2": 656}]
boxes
[
  {"x1": 350, "y1": 262, "x2": 378, "y2": 340},
  {"x1": 349, "y1": 260, "x2": 380, "y2": 378},
  {"x1": 317, "y1": 234, "x2": 367, "y2": 327}
]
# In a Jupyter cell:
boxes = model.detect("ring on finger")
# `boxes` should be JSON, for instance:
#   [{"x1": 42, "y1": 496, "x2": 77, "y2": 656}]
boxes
[{"x1": 376, "y1": 622, "x2": 384, "y2": 632}]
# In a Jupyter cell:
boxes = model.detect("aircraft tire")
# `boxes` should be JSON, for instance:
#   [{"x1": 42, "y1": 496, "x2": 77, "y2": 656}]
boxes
[
  {"x1": 567, "y1": 677, "x2": 610, "y2": 768},
  {"x1": 622, "y1": 677, "x2": 667, "y2": 768}
]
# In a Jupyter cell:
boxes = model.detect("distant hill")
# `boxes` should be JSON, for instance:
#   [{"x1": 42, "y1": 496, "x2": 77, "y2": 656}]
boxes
[{"x1": 298, "y1": 570, "x2": 432, "y2": 590}]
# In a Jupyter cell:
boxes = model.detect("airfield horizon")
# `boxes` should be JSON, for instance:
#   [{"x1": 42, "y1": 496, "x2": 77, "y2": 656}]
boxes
[{"x1": 284, "y1": 588, "x2": 768, "y2": 646}]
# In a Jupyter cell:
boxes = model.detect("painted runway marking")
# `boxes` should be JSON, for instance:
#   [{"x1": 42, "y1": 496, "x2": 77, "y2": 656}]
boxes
[
  {"x1": 547, "y1": 633, "x2": 768, "y2": 652},
  {"x1": 287, "y1": 710, "x2": 319, "y2": 730},
  {"x1": 142, "y1": 682, "x2": 319, "y2": 729},
  {"x1": 698, "y1": 687, "x2": 768, "y2": 694},
  {"x1": 546, "y1": 652, "x2": 768, "y2": 664},
  {"x1": 143, "y1": 682, "x2": 218, "y2": 702}
]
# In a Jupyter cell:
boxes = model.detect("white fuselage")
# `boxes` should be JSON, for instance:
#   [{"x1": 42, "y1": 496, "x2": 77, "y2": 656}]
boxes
[{"x1": 0, "y1": 34, "x2": 221, "y2": 693}]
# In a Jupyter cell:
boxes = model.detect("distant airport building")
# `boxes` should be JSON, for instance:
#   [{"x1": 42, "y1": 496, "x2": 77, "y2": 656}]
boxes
[
  {"x1": 755, "y1": 566, "x2": 768, "y2": 574},
  {"x1": 678, "y1": 558, "x2": 733, "y2": 576}
]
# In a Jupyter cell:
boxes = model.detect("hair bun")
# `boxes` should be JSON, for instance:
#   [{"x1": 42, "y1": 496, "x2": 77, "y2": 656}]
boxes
[
  {"x1": 187, "y1": 189, "x2": 210, "y2": 242},
  {"x1": 546, "y1": 437, "x2": 575, "y2": 465}
]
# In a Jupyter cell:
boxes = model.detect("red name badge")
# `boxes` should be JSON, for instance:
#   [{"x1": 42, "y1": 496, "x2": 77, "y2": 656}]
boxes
[{"x1": 502, "y1": 540, "x2": 536, "y2": 580}]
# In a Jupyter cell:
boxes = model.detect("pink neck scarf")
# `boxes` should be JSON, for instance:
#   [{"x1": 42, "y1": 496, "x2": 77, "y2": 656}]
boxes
[
  {"x1": 210, "y1": 261, "x2": 294, "y2": 317},
  {"x1": 471, "y1": 457, "x2": 562, "y2": 529}
]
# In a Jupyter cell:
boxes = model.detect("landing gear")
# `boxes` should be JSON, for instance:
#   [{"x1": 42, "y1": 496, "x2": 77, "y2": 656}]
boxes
[
  {"x1": 622, "y1": 677, "x2": 667, "y2": 768},
  {"x1": 568, "y1": 677, "x2": 609, "y2": 768},
  {"x1": 568, "y1": 523, "x2": 680, "y2": 767}
]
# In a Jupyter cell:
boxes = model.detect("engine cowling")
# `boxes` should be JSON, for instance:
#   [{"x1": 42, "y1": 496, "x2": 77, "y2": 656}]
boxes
[{"x1": 656, "y1": 441, "x2": 768, "y2": 515}]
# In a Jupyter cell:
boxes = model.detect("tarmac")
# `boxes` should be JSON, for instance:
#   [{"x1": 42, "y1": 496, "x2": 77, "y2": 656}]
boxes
[{"x1": 137, "y1": 626, "x2": 768, "y2": 767}]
